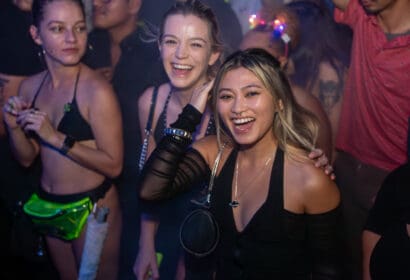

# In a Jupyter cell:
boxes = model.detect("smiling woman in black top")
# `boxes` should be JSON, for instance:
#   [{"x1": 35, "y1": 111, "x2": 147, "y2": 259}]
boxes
[{"x1": 139, "y1": 48, "x2": 342, "y2": 279}]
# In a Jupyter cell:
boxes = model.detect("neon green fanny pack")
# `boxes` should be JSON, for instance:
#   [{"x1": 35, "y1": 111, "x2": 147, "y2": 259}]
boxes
[{"x1": 23, "y1": 193, "x2": 92, "y2": 241}]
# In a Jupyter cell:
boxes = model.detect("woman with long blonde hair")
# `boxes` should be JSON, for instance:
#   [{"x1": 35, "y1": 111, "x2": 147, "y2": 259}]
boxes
[{"x1": 139, "y1": 48, "x2": 341, "y2": 279}]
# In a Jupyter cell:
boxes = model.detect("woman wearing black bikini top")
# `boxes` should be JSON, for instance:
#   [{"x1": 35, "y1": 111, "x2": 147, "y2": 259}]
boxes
[{"x1": 2, "y1": 0, "x2": 123, "y2": 278}]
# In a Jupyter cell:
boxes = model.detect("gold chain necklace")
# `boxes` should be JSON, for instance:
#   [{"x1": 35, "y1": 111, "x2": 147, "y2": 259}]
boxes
[{"x1": 229, "y1": 150, "x2": 276, "y2": 208}]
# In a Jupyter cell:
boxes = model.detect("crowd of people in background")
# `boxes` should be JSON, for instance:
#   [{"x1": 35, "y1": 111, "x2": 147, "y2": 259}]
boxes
[{"x1": 0, "y1": 0, "x2": 409, "y2": 279}]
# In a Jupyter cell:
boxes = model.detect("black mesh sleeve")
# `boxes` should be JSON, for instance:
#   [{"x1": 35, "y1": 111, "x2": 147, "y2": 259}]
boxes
[
  {"x1": 306, "y1": 207, "x2": 343, "y2": 279},
  {"x1": 170, "y1": 104, "x2": 203, "y2": 131},
  {"x1": 138, "y1": 105, "x2": 211, "y2": 202}
]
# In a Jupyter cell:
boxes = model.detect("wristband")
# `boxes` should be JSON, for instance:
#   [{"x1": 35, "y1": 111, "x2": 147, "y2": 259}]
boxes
[
  {"x1": 164, "y1": 128, "x2": 192, "y2": 140},
  {"x1": 61, "y1": 135, "x2": 76, "y2": 155}
]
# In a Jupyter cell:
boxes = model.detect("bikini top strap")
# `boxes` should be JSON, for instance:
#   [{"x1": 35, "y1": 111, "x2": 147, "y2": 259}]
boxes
[
  {"x1": 30, "y1": 71, "x2": 49, "y2": 108},
  {"x1": 71, "y1": 67, "x2": 81, "y2": 104},
  {"x1": 30, "y1": 68, "x2": 81, "y2": 108},
  {"x1": 146, "y1": 86, "x2": 159, "y2": 132}
]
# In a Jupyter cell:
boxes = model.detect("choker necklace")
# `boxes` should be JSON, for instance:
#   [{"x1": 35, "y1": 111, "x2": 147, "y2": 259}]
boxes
[{"x1": 229, "y1": 150, "x2": 276, "y2": 208}]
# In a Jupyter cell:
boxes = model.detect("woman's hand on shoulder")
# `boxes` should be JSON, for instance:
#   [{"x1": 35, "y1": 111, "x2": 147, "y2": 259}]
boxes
[{"x1": 309, "y1": 148, "x2": 335, "y2": 180}]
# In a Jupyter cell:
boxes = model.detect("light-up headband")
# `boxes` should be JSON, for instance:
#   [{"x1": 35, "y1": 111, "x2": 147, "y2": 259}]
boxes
[{"x1": 249, "y1": 14, "x2": 291, "y2": 44}]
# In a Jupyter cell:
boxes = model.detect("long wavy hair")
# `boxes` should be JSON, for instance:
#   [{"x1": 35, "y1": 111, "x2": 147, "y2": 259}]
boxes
[{"x1": 212, "y1": 48, "x2": 318, "y2": 154}]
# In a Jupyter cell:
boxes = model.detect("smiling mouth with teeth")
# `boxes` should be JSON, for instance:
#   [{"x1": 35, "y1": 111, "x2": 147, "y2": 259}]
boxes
[
  {"x1": 233, "y1": 117, "x2": 255, "y2": 125},
  {"x1": 173, "y1": 63, "x2": 193, "y2": 70}
]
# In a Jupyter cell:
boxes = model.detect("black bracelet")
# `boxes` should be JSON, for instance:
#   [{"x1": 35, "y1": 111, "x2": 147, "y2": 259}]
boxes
[{"x1": 61, "y1": 135, "x2": 76, "y2": 155}]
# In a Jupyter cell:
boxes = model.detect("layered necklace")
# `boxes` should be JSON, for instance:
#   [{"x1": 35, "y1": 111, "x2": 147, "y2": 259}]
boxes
[{"x1": 229, "y1": 150, "x2": 276, "y2": 208}]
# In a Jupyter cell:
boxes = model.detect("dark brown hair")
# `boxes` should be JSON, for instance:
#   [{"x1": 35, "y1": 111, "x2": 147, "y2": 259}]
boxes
[{"x1": 32, "y1": 0, "x2": 85, "y2": 27}]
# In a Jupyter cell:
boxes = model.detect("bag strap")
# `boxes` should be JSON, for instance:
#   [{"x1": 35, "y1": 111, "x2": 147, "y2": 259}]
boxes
[
  {"x1": 205, "y1": 143, "x2": 226, "y2": 205},
  {"x1": 138, "y1": 87, "x2": 159, "y2": 171}
]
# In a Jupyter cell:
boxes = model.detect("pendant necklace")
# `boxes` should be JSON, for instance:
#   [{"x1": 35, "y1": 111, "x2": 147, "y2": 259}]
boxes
[{"x1": 229, "y1": 150, "x2": 276, "y2": 208}]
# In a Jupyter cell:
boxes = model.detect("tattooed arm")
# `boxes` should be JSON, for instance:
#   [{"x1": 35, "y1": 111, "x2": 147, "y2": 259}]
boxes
[{"x1": 315, "y1": 61, "x2": 345, "y2": 162}]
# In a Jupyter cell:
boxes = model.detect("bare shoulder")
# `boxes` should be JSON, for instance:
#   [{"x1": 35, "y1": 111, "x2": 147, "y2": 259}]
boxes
[
  {"x1": 138, "y1": 83, "x2": 169, "y2": 111},
  {"x1": 138, "y1": 86, "x2": 155, "y2": 119},
  {"x1": 80, "y1": 65, "x2": 114, "y2": 98},
  {"x1": 285, "y1": 148, "x2": 340, "y2": 214},
  {"x1": 192, "y1": 135, "x2": 219, "y2": 165},
  {"x1": 138, "y1": 83, "x2": 169, "y2": 125},
  {"x1": 19, "y1": 71, "x2": 48, "y2": 101},
  {"x1": 76, "y1": 66, "x2": 120, "y2": 119},
  {"x1": 192, "y1": 135, "x2": 233, "y2": 172},
  {"x1": 138, "y1": 86, "x2": 155, "y2": 106}
]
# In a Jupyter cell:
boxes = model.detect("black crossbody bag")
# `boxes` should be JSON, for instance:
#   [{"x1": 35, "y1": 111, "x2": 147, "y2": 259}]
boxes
[{"x1": 179, "y1": 145, "x2": 225, "y2": 257}]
